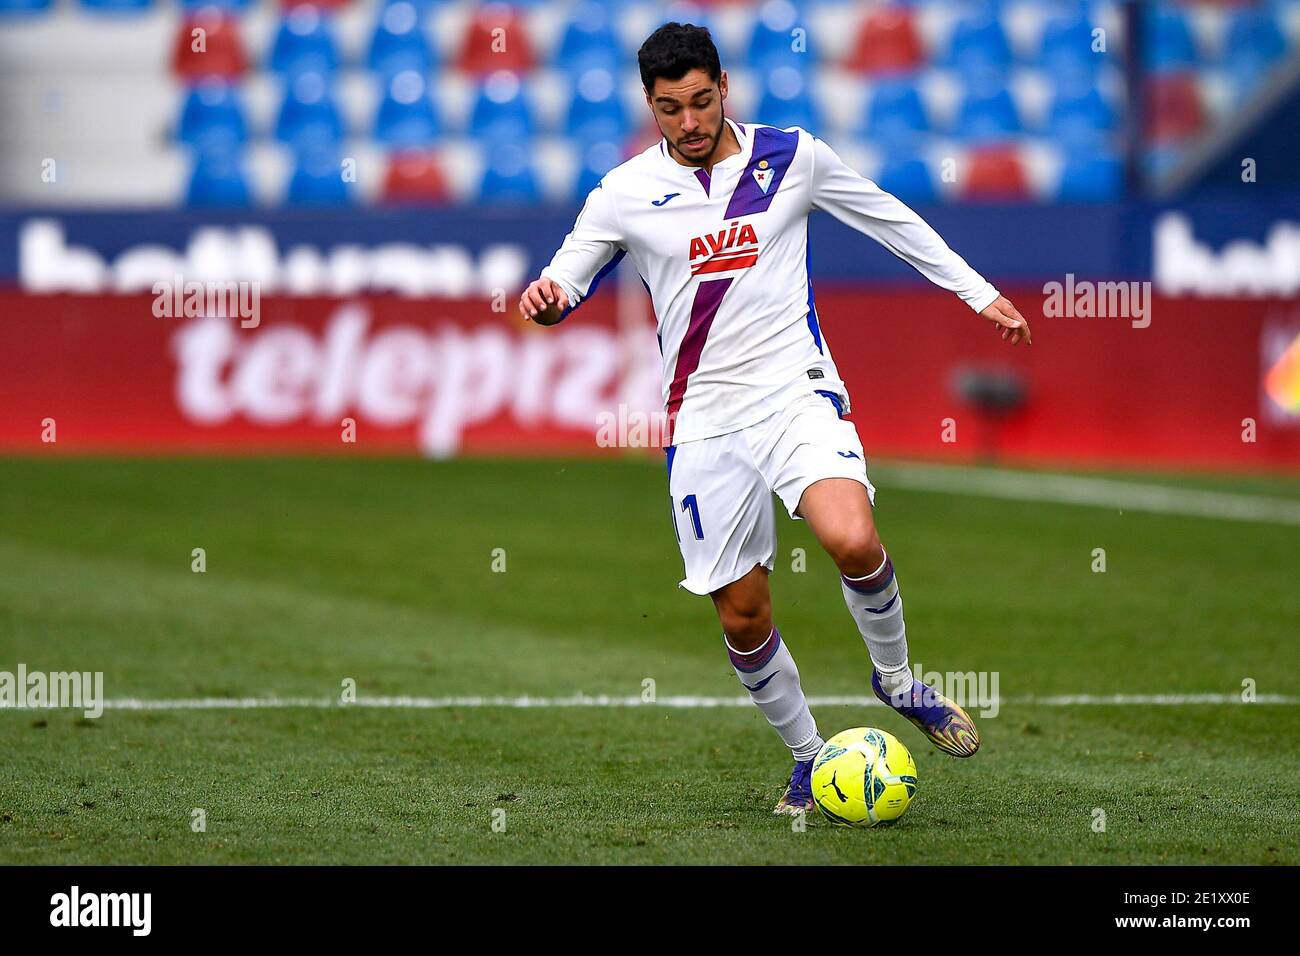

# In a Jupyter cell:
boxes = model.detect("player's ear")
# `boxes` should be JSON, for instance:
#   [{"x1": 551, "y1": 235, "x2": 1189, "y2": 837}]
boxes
[{"x1": 718, "y1": 71, "x2": 728, "y2": 101}]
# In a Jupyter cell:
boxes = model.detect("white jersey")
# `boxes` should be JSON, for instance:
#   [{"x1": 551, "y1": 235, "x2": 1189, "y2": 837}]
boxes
[{"x1": 541, "y1": 119, "x2": 999, "y2": 445}]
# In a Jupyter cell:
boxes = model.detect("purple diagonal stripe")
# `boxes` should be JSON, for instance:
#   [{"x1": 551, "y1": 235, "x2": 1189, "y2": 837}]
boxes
[
  {"x1": 723, "y1": 126, "x2": 799, "y2": 219},
  {"x1": 695, "y1": 168, "x2": 710, "y2": 196},
  {"x1": 665, "y1": 276, "x2": 732, "y2": 443}
]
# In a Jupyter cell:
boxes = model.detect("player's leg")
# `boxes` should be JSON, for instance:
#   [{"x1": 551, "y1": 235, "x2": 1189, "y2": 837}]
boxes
[
  {"x1": 762, "y1": 393, "x2": 980, "y2": 757},
  {"x1": 667, "y1": 430, "x2": 823, "y2": 813},
  {"x1": 710, "y1": 565, "x2": 822, "y2": 814}
]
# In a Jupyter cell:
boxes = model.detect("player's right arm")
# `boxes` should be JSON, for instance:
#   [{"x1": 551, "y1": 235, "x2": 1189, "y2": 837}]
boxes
[{"x1": 519, "y1": 181, "x2": 626, "y2": 327}]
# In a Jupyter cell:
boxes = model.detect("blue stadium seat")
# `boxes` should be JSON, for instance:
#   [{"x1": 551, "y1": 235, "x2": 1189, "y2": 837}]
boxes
[
  {"x1": 479, "y1": 144, "x2": 540, "y2": 205},
  {"x1": 1038, "y1": 5, "x2": 1099, "y2": 73},
  {"x1": 565, "y1": 69, "x2": 628, "y2": 145},
  {"x1": 187, "y1": 147, "x2": 250, "y2": 207},
  {"x1": 80, "y1": 0, "x2": 154, "y2": 11},
  {"x1": 275, "y1": 71, "x2": 344, "y2": 149},
  {"x1": 179, "y1": 0, "x2": 250, "y2": 10},
  {"x1": 1056, "y1": 152, "x2": 1122, "y2": 202},
  {"x1": 368, "y1": 0, "x2": 434, "y2": 78},
  {"x1": 755, "y1": 66, "x2": 820, "y2": 133},
  {"x1": 555, "y1": 1, "x2": 621, "y2": 76},
  {"x1": 1046, "y1": 85, "x2": 1114, "y2": 144},
  {"x1": 860, "y1": 79, "x2": 930, "y2": 148},
  {"x1": 1145, "y1": 7, "x2": 1198, "y2": 72},
  {"x1": 573, "y1": 140, "x2": 623, "y2": 200},
  {"x1": 747, "y1": 0, "x2": 814, "y2": 74},
  {"x1": 1223, "y1": 9, "x2": 1288, "y2": 99},
  {"x1": 875, "y1": 155, "x2": 936, "y2": 203},
  {"x1": 374, "y1": 69, "x2": 440, "y2": 147},
  {"x1": 469, "y1": 73, "x2": 535, "y2": 144},
  {"x1": 946, "y1": 7, "x2": 1013, "y2": 73},
  {"x1": 0, "y1": 0, "x2": 54, "y2": 13},
  {"x1": 286, "y1": 147, "x2": 351, "y2": 207},
  {"x1": 269, "y1": 6, "x2": 339, "y2": 77},
  {"x1": 955, "y1": 86, "x2": 1021, "y2": 143},
  {"x1": 178, "y1": 81, "x2": 247, "y2": 150}
]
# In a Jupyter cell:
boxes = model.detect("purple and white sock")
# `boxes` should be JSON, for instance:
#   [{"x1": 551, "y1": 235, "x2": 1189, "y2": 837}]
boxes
[
  {"x1": 841, "y1": 550, "x2": 914, "y2": 696},
  {"x1": 726, "y1": 626, "x2": 823, "y2": 762}
]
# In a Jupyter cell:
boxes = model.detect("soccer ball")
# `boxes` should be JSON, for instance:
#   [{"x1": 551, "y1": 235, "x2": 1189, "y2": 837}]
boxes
[{"x1": 811, "y1": 727, "x2": 917, "y2": 828}]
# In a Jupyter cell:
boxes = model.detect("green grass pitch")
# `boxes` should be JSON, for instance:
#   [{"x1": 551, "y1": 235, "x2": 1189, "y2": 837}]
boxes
[{"x1": 0, "y1": 457, "x2": 1297, "y2": 865}]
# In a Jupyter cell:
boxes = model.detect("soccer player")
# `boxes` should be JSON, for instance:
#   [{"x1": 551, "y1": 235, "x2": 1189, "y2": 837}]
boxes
[{"x1": 519, "y1": 23, "x2": 1032, "y2": 815}]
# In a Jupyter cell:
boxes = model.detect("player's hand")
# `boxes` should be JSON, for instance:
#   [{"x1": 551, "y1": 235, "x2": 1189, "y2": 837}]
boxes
[
  {"x1": 980, "y1": 295, "x2": 1032, "y2": 346},
  {"x1": 518, "y1": 277, "x2": 571, "y2": 326}
]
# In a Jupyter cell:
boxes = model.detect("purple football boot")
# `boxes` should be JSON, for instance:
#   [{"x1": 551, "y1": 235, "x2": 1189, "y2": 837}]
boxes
[
  {"x1": 773, "y1": 758, "x2": 815, "y2": 815},
  {"x1": 871, "y1": 671, "x2": 980, "y2": 757}
]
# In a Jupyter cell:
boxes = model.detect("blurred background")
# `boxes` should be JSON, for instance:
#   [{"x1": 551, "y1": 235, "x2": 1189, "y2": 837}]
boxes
[{"x1": 0, "y1": 0, "x2": 1298, "y2": 470}]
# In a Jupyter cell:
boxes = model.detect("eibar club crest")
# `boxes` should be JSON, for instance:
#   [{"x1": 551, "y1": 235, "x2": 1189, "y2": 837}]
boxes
[{"x1": 752, "y1": 159, "x2": 774, "y2": 194}]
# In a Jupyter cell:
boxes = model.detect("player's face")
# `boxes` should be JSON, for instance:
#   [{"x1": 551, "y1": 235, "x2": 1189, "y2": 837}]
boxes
[{"x1": 646, "y1": 69, "x2": 728, "y2": 166}]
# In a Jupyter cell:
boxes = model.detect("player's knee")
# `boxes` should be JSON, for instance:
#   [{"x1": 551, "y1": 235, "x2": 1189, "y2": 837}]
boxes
[
  {"x1": 827, "y1": 525, "x2": 884, "y2": 577},
  {"x1": 719, "y1": 603, "x2": 773, "y2": 652}
]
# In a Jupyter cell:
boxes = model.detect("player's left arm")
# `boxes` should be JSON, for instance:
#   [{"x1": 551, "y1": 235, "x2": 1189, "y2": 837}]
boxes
[{"x1": 807, "y1": 135, "x2": 1031, "y2": 346}]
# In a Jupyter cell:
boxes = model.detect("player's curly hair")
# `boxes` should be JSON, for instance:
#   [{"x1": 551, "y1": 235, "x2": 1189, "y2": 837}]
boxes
[{"x1": 637, "y1": 22, "x2": 722, "y2": 92}]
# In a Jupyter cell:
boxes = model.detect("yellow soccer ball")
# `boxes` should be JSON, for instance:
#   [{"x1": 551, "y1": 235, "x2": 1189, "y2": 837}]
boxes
[{"x1": 811, "y1": 727, "x2": 917, "y2": 827}]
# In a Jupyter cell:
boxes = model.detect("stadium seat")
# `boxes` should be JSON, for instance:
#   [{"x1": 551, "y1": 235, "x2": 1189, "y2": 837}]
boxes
[
  {"x1": 554, "y1": 1, "x2": 622, "y2": 76},
  {"x1": 755, "y1": 66, "x2": 820, "y2": 133},
  {"x1": 478, "y1": 143, "x2": 541, "y2": 205},
  {"x1": 177, "y1": 81, "x2": 248, "y2": 150},
  {"x1": 1046, "y1": 84, "x2": 1114, "y2": 145},
  {"x1": 573, "y1": 140, "x2": 624, "y2": 200},
  {"x1": 845, "y1": 4, "x2": 925, "y2": 76},
  {"x1": 946, "y1": 7, "x2": 1013, "y2": 74},
  {"x1": 1223, "y1": 8, "x2": 1288, "y2": 99},
  {"x1": 747, "y1": 0, "x2": 814, "y2": 74},
  {"x1": 955, "y1": 86, "x2": 1021, "y2": 143},
  {"x1": 80, "y1": 0, "x2": 154, "y2": 11},
  {"x1": 0, "y1": 0, "x2": 54, "y2": 13},
  {"x1": 860, "y1": 79, "x2": 930, "y2": 148},
  {"x1": 179, "y1": 0, "x2": 251, "y2": 10},
  {"x1": 269, "y1": 5, "x2": 339, "y2": 77},
  {"x1": 565, "y1": 68, "x2": 629, "y2": 145},
  {"x1": 1145, "y1": 6, "x2": 1198, "y2": 72},
  {"x1": 187, "y1": 147, "x2": 251, "y2": 206},
  {"x1": 286, "y1": 147, "x2": 351, "y2": 207},
  {"x1": 373, "y1": 69, "x2": 440, "y2": 147},
  {"x1": 172, "y1": 12, "x2": 246, "y2": 80},
  {"x1": 1037, "y1": 6, "x2": 1099, "y2": 73},
  {"x1": 961, "y1": 146, "x2": 1030, "y2": 200},
  {"x1": 457, "y1": 4, "x2": 536, "y2": 75},
  {"x1": 275, "y1": 71, "x2": 344, "y2": 149},
  {"x1": 469, "y1": 71, "x2": 535, "y2": 144},
  {"x1": 368, "y1": 0, "x2": 435, "y2": 78},
  {"x1": 875, "y1": 155, "x2": 936, "y2": 203},
  {"x1": 1145, "y1": 72, "x2": 1204, "y2": 144},
  {"x1": 1056, "y1": 152, "x2": 1122, "y2": 202},
  {"x1": 381, "y1": 150, "x2": 452, "y2": 205}
]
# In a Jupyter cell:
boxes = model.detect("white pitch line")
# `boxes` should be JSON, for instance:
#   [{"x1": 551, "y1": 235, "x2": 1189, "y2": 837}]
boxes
[
  {"x1": 1, "y1": 692, "x2": 1286, "y2": 713},
  {"x1": 873, "y1": 462, "x2": 1300, "y2": 527}
]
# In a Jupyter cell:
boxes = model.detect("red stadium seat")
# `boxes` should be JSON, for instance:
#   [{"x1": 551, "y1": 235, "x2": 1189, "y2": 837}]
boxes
[
  {"x1": 381, "y1": 150, "x2": 451, "y2": 205},
  {"x1": 845, "y1": 5, "x2": 925, "y2": 76},
  {"x1": 456, "y1": 4, "x2": 536, "y2": 76},
  {"x1": 172, "y1": 11, "x2": 247, "y2": 80},
  {"x1": 278, "y1": 0, "x2": 351, "y2": 8},
  {"x1": 1145, "y1": 73, "x2": 1205, "y2": 144},
  {"x1": 961, "y1": 146, "x2": 1030, "y2": 200}
]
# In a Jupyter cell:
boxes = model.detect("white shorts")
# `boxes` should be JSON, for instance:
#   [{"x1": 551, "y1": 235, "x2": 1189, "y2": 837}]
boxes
[{"x1": 666, "y1": 389, "x2": 876, "y2": 596}]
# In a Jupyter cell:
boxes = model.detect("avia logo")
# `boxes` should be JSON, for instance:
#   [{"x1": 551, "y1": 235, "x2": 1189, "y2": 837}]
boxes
[
  {"x1": 688, "y1": 219, "x2": 760, "y2": 276},
  {"x1": 651, "y1": 192, "x2": 681, "y2": 206}
]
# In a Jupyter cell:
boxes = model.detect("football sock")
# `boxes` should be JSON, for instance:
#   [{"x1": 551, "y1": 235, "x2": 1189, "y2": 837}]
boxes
[
  {"x1": 725, "y1": 626, "x2": 824, "y2": 762},
  {"x1": 841, "y1": 550, "x2": 915, "y2": 697}
]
